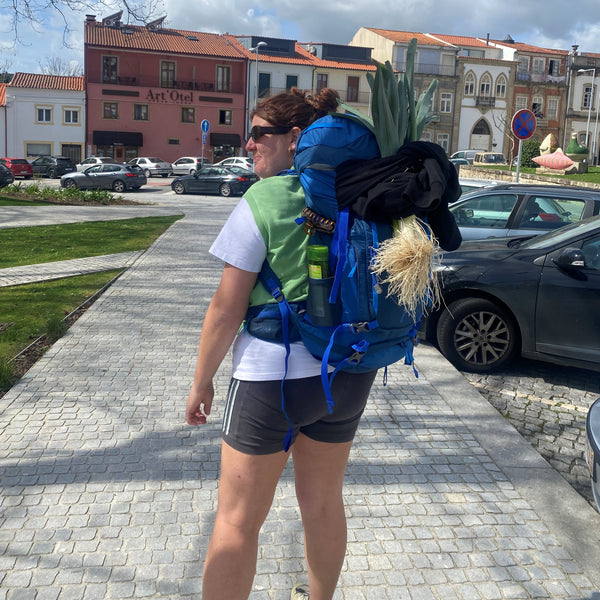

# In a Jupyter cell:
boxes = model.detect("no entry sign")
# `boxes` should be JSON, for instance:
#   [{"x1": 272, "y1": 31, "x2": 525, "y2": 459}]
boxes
[{"x1": 511, "y1": 109, "x2": 536, "y2": 140}]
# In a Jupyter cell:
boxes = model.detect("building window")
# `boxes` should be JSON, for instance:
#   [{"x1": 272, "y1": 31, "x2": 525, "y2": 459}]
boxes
[
  {"x1": 258, "y1": 72, "x2": 271, "y2": 98},
  {"x1": 102, "y1": 56, "x2": 118, "y2": 83},
  {"x1": 36, "y1": 106, "x2": 52, "y2": 123},
  {"x1": 548, "y1": 59, "x2": 561, "y2": 76},
  {"x1": 436, "y1": 133, "x2": 449, "y2": 152},
  {"x1": 219, "y1": 109, "x2": 232, "y2": 125},
  {"x1": 532, "y1": 57, "x2": 545, "y2": 73},
  {"x1": 420, "y1": 130, "x2": 433, "y2": 142},
  {"x1": 63, "y1": 108, "x2": 79, "y2": 125},
  {"x1": 583, "y1": 85, "x2": 595, "y2": 110},
  {"x1": 346, "y1": 76, "x2": 360, "y2": 103},
  {"x1": 133, "y1": 104, "x2": 149, "y2": 121},
  {"x1": 532, "y1": 96, "x2": 543, "y2": 118},
  {"x1": 103, "y1": 102, "x2": 119, "y2": 119},
  {"x1": 515, "y1": 95, "x2": 528, "y2": 111},
  {"x1": 440, "y1": 92, "x2": 452, "y2": 113},
  {"x1": 285, "y1": 75, "x2": 298, "y2": 91},
  {"x1": 161, "y1": 61, "x2": 176, "y2": 88},
  {"x1": 464, "y1": 72, "x2": 475, "y2": 96},
  {"x1": 316, "y1": 73, "x2": 328, "y2": 93},
  {"x1": 217, "y1": 66, "x2": 231, "y2": 92},
  {"x1": 495, "y1": 75, "x2": 507, "y2": 98},
  {"x1": 518, "y1": 56, "x2": 529, "y2": 73},
  {"x1": 479, "y1": 73, "x2": 492, "y2": 97},
  {"x1": 181, "y1": 107, "x2": 195, "y2": 123},
  {"x1": 547, "y1": 97, "x2": 559, "y2": 120}
]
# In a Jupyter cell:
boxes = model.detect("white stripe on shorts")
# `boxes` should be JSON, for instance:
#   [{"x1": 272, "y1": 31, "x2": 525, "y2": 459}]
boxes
[{"x1": 222, "y1": 379, "x2": 240, "y2": 436}]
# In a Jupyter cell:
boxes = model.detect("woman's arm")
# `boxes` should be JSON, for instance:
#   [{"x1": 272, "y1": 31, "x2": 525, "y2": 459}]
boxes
[{"x1": 185, "y1": 263, "x2": 258, "y2": 426}]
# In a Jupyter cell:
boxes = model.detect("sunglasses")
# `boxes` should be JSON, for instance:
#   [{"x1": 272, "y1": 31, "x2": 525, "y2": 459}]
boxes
[{"x1": 249, "y1": 125, "x2": 291, "y2": 142}]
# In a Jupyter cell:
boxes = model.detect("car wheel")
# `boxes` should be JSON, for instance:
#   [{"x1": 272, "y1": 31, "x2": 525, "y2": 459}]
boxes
[
  {"x1": 112, "y1": 180, "x2": 126, "y2": 193},
  {"x1": 144, "y1": 169, "x2": 151, "y2": 178},
  {"x1": 189, "y1": 169, "x2": 196, "y2": 175},
  {"x1": 48, "y1": 168, "x2": 56, "y2": 178},
  {"x1": 220, "y1": 183, "x2": 232, "y2": 197},
  {"x1": 436, "y1": 297, "x2": 519, "y2": 373},
  {"x1": 161, "y1": 173, "x2": 168, "y2": 178},
  {"x1": 63, "y1": 179, "x2": 77, "y2": 189},
  {"x1": 173, "y1": 181, "x2": 186, "y2": 195}
]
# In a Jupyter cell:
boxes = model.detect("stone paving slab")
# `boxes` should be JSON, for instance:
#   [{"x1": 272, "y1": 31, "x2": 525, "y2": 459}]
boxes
[
  {"x1": 1, "y1": 197, "x2": 600, "y2": 599},
  {"x1": 0, "y1": 252, "x2": 144, "y2": 287}
]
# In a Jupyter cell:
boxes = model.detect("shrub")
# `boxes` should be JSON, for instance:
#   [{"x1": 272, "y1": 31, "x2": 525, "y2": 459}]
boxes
[
  {"x1": 0, "y1": 357, "x2": 17, "y2": 392},
  {"x1": 45, "y1": 314, "x2": 67, "y2": 342},
  {"x1": 520, "y1": 140, "x2": 542, "y2": 168}
]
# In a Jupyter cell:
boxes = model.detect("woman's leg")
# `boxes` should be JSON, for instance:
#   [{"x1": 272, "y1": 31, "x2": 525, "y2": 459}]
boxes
[
  {"x1": 292, "y1": 434, "x2": 354, "y2": 600},
  {"x1": 202, "y1": 441, "x2": 290, "y2": 600}
]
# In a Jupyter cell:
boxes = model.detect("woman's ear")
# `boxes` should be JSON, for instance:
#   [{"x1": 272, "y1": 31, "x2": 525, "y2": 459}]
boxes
[{"x1": 289, "y1": 126, "x2": 302, "y2": 150}]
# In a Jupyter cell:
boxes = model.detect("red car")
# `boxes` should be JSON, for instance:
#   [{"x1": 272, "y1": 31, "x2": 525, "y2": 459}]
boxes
[{"x1": 0, "y1": 158, "x2": 33, "y2": 179}]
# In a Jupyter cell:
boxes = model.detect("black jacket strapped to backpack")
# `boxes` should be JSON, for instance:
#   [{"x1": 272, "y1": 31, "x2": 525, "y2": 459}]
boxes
[{"x1": 335, "y1": 141, "x2": 462, "y2": 251}]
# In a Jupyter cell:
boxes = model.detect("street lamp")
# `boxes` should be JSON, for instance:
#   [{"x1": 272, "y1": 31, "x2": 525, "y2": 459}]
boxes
[
  {"x1": 578, "y1": 68, "x2": 596, "y2": 160},
  {"x1": 250, "y1": 41, "x2": 267, "y2": 110}
]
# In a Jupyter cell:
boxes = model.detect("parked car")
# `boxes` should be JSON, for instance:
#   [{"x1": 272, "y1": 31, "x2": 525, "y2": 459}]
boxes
[
  {"x1": 421, "y1": 216, "x2": 600, "y2": 373},
  {"x1": 0, "y1": 162, "x2": 15, "y2": 186},
  {"x1": 30, "y1": 155, "x2": 76, "y2": 178},
  {"x1": 0, "y1": 157, "x2": 33, "y2": 179},
  {"x1": 450, "y1": 184, "x2": 600, "y2": 241},
  {"x1": 127, "y1": 156, "x2": 172, "y2": 177},
  {"x1": 458, "y1": 178, "x2": 496, "y2": 195},
  {"x1": 586, "y1": 398, "x2": 600, "y2": 512},
  {"x1": 170, "y1": 156, "x2": 211, "y2": 176},
  {"x1": 215, "y1": 157, "x2": 254, "y2": 170},
  {"x1": 76, "y1": 156, "x2": 122, "y2": 171},
  {"x1": 171, "y1": 166, "x2": 258, "y2": 196},
  {"x1": 473, "y1": 152, "x2": 507, "y2": 166},
  {"x1": 449, "y1": 150, "x2": 480, "y2": 164},
  {"x1": 60, "y1": 163, "x2": 147, "y2": 192},
  {"x1": 450, "y1": 157, "x2": 469, "y2": 167}
]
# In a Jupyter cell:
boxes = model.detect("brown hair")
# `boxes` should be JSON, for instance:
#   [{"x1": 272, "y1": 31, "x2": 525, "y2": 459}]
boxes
[{"x1": 251, "y1": 87, "x2": 340, "y2": 131}]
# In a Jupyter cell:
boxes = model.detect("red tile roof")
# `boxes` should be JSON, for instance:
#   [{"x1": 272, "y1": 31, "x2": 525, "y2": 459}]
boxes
[
  {"x1": 426, "y1": 33, "x2": 490, "y2": 48},
  {"x1": 488, "y1": 39, "x2": 569, "y2": 56},
  {"x1": 366, "y1": 28, "x2": 450, "y2": 47},
  {"x1": 0, "y1": 84, "x2": 5, "y2": 106},
  {"x1": 9, "y1": 73, "x2": 84, "y2": 91},
  {"x1": 86, "y1": 21, "x2": 246, "y2": 59}
]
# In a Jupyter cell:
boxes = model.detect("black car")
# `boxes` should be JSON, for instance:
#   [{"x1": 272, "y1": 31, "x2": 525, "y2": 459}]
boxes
[
  {"x1": 31, "y1": 156, "x2": 77, "y2": 178},
  {"x1": 421, "y1": 216, "x2": 600, "y2": 373},
  {"x1": 171, "y1": 166, "x2": 258, "y2": 197},
  {"x1": 60, "y1": 164, "x2": 147, "y2": 192},
  {"x1": 0, "y1": 162, "x2": 15, "y2": 186},
  {"x1": 451, "y1": 183, "x2": 600, "y2": 241}
]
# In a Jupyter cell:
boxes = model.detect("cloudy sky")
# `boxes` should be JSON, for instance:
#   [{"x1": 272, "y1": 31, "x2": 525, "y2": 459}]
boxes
[{"x1": 2, "y1": 0, "x2": 600, "y2": 74}]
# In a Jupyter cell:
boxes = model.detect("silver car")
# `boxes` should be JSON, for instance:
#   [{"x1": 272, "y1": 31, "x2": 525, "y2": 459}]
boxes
[
  {"x1": 127, "y1": 156, "x2": 172, "y2": 178},
  {"x1": 60, "y1": 163, "x2": 147, "y2": 192},
  {"x1": 76, "y1": 157, "x2": 121, "y2": 172},
  {"x1": 170, "y1": 156, "x2": 211, "y2": 175}
]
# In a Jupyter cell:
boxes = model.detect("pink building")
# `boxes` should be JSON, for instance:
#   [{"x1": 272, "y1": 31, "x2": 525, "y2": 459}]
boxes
[{"x1": 84, "y1": 13, "x2": 248, "y2": 164}]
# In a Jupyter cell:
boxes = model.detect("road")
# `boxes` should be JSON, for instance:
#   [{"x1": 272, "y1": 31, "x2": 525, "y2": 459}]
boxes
[{"x1": 11, "y1": 174, "x2": 600, "y2": 510}]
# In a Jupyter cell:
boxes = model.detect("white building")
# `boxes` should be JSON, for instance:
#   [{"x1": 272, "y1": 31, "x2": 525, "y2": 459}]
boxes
[{"x1": 1, "y1": 73, "x2": 85, "y2": 162}]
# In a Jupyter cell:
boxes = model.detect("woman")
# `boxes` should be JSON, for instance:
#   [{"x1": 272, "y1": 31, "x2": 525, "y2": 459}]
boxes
[{"x1": 185, "y1": 88, "x2": 377, "y2": 600}]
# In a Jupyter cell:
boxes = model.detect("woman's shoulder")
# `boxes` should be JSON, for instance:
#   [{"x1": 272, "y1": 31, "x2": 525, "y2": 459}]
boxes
[{"x1": 245, "y1": 173, "x2": 303, "y2": 199}]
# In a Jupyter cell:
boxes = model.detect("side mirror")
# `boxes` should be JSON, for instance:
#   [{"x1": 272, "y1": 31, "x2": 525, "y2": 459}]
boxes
[{"x1": 554, "y1": 247, "x2": 586, "y2": 269}]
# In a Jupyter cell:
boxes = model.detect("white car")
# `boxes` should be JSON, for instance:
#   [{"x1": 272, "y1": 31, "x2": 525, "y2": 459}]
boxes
[
  {"x1": 170, "y1": 156, "x2": 211, "y2": 176},
  {"x1": 76, "y1": 156, "x2": 121, "y2": 172},
  {"x1": 216, "y1": 157, "x2": 254, "y2": 170},
  {"x1": 127, "y1": 157, "x2": 172, "y2": 178}
]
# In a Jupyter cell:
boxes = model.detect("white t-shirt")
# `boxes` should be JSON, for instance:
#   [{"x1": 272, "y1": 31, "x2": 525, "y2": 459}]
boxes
[{"x1": 209, "y1": 198, "x2": 324, "y2": 380}]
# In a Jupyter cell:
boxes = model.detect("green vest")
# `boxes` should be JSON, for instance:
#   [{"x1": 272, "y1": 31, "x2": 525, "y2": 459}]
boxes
[{"x1": 245, "y1": 175, "x2": 308, "y2": 307}]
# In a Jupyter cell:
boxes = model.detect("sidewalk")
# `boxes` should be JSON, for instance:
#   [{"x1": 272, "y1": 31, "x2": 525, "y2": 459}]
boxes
[{"x1": 1, "y1": 199, "x2": 599, "y2": 599}]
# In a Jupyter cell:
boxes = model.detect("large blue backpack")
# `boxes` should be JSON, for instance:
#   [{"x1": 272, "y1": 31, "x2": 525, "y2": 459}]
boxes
[{"x1": 248, "y1": 115, "x2": 426, "y2": 451}]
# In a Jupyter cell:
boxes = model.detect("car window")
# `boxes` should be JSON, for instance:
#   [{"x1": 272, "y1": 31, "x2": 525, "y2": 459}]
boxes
[
  {"x1": 450, "y1": 193, "x2": 518, "y2": 229},
  {"x1": 519, "y1": 195, "x2": 585, "y2": 229},
  {"x1": 103, "y1": 165, "x2": 121, "y2": 172},
  {"x1": 87, "y1": 165, "x2": 102, "y2": 173},
  {"x1": 582, "y1": 235, "x2": 600, "y2": 270}
]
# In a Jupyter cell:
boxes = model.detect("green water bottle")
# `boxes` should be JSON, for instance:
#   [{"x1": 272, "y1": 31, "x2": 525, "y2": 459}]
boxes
[{"x1": 307, "y1": 245, "x2": 329, "y2": 279}]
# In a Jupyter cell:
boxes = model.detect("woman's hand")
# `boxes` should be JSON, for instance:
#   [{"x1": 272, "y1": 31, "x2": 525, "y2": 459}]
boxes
[{"x1": 186, "y1": 381, "x2": 214, "y2": 426}]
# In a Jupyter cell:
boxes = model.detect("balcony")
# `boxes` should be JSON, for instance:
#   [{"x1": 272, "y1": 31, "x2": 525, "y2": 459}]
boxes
[
  {"x1": 516, "y1": 71, "x2": 566, "y2": 85},
  {"x1": 395, "y1": 62, "x2": 456, "y2": 77},
  {"x1": 93, "y1": 75, "x2": 244, "y2": 94},
  {"x1": 476, "y1": 95, "x2": 496, "y2": 107}
]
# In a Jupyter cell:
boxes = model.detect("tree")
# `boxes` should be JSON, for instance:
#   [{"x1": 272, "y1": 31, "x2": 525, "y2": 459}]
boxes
[
  {"x1": 38, "y1": 57, "x2": 83, "y2": 76},
  {"x1": 0, "y1": 0, "x2": 163, "y2": 48}
]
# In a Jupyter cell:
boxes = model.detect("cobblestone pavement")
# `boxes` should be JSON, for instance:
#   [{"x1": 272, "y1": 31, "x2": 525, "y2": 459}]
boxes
[{"x1": 461, "y1": 360, "x2": 600, "y2": 508}]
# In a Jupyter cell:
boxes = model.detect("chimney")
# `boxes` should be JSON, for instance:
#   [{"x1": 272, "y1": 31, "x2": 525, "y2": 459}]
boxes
[{"x1": 86, "y1": 14, "x2": 96, "y2": 23}]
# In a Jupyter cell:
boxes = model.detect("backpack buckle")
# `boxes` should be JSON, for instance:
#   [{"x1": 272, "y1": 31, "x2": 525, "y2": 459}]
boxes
[
  {"x1": 348, "y1": 350, "x2": 365, "y2": 365},
  {"x1": 350, "y1": 322, "x2": 371, "y2": 333}
]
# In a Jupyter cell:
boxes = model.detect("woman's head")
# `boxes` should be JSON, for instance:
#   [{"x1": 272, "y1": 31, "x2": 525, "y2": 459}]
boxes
[{"x1": 246, "y1": 87, "x2": 339, "y2": 179}]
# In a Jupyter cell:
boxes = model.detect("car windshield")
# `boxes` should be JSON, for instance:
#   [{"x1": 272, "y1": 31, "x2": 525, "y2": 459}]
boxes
[
  {"x1": 57, "y1": 158, "x2": 73, "y2": 165},
  {"x1": 518, "y1": 216, "x2": 600, "y2": 250},
  {"x1": 12, "y1": 159, "x2": 29, "y2": 165},
  {"x1": 148, "y1": 158, "x2": 163, "y2": 162}
]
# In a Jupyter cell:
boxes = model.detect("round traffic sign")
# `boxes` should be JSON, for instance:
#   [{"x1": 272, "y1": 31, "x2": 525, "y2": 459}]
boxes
[
  {"x1": 511, "y1": 109, "x2": 536, "y2": 140},
  {"x1": 201, "y1": 119, "x2": 210, "y2": 134}
]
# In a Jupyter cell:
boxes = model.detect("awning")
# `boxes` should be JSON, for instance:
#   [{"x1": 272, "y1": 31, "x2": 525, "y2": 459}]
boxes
[
  {"x1": 93, "y1": 131, "x2": 143, "y2": 146},
  {"x1": 210, "y1": 133, "x2": 242, "y2": 147}
]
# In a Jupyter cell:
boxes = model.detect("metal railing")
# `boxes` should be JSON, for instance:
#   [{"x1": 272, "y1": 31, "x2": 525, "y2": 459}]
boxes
[{"x1": 476, "y1": 95, "x2": 496, "y2": 107}]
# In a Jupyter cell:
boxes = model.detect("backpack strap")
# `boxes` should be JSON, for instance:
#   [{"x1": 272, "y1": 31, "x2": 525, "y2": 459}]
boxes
[
  {"x1": 329, "y1": 207, "x2": 350, "y2": 304},
  {"x1": 257, "y1": 260, "x2": 295, "y2": 452}
]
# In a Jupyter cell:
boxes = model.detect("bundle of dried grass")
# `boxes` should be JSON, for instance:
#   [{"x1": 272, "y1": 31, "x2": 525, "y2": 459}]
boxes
[{"x1": 370, "y1": 215, "x2": 441, "y2": 319}]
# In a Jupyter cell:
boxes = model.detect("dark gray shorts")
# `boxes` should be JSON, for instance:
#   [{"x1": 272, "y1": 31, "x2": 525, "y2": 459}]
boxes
[{"x1": 221, "y1": 371, "x2": 377, "y2": 455}]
